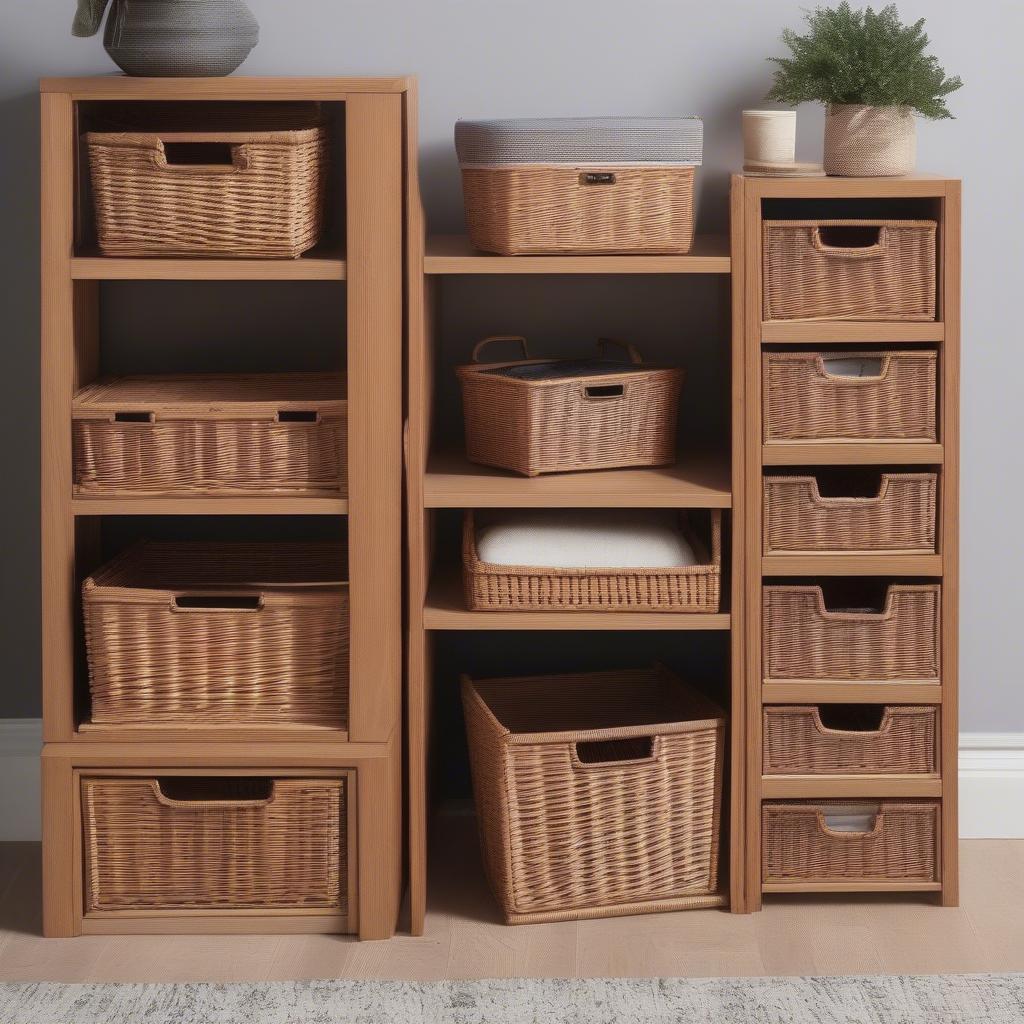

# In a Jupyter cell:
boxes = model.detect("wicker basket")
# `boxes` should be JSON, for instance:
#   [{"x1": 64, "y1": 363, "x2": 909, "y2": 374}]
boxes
[
  {"x1": 463, "y1": 509, "x2": 721, "y2": 612},
  {"x1": 762, "y1": 220, "x2": 936, "y2": 321},
  {"x1": 762, "y1": 351, "x2": 937, "y2": 443},
  {"x1": 762, "y1": 584, "x2": 940, "y2": 683},
  {"x1": 462, "y1": 665, "x2": 726, "y2": 923},
  {"x1": 456, "y1": 118, "x2": 702, "y2": 255},
  {"x1": 763, "y1": 472, "x2": 937, "y2": 553},
  {"x1": 83, "y1": 542, "x2": 348, "y2": 727},
  {"x1": 82, "y1": 776, "x2": 349, "y2": 914},
  {"x1": 73, "y1": 373, "x2": 346, "y2": 497},
  {"x1": 87, "y1": 114, "x2": 328, "y2": 258},
  {"x1": 762, "y1": 800, "x2": 940, "y2": 883},
  {"x1": 762, "y1": 705, "x2": 939, "y2": 775},
  {"x1": 458, "y1": 337, "x2": 682, "y2": 476}
]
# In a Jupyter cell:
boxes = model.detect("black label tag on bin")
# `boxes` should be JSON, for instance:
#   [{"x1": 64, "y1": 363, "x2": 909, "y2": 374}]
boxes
[{"x1": 581, "y1": 172, "x2": 616, "y2": 185}]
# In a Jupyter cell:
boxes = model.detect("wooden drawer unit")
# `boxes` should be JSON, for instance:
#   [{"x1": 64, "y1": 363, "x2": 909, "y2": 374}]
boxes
[
  {"x1": 81, "y1": 774, "x2": 356, "y2": 923},
  {"x1": 762, "y1": 705, "x2": 939, "y2": 775},
  {"x1": 763, "y1": 584, "x2": 941, "y2": 683},
  {"x1": 762, "y1": 351, "x2": 937, "y2": 443},
  {"x1": 762, "y1": 800, "x2": 941, "y2": 885}
]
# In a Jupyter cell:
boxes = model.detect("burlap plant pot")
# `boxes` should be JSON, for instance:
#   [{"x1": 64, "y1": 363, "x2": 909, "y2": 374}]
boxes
[{"x1": 823, "y1": 104, "x2": 916, "y2": 176}]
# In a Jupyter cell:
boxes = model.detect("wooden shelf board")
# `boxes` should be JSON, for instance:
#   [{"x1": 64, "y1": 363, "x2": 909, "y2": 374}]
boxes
[
  {"x1": 762, "y1": 442, "x2": 943, "y2": 466},
  {"x1": 71, "y1": 496, "x2": 347, "y2": 516},
  {"x1": 75, "y1": 722, "x2": 350, "y2": 744},
  {"x1": 424, "y1": 449, "x2": 732, "y2": 508},
  {"x1": 424, "y1": 234, "x2": 731, "y2": 275},
  {"x1": 43, "y1": 739, "x2": 392, "y2": 765},
  {"x1": 762, "y1": 681, "x2": 942, "y2": 704},
  {"x1": 70, "y1": 249, "x2": 346, "y2": 282},
  {"x1": 761, "y1": 775, "x2": 942, "y2": 799},
  {"x1": 763, "y1": 880, "x2": 943, "y2": 894},
  {"x1": 763, "y1": 553, "x2": 942, "y2": 576},
  {"x1": 750, "y1": 172, "x2": 948, "y2": 199},
  {"x1": 761, "y1": 321, "x2": 944, "y2": 344},
  {"x1": 42, "y1": 76, "x2": 413, "y2": 98},
  {"x1": 424, "y1": 568, "x2": 731, "y2": 631}
]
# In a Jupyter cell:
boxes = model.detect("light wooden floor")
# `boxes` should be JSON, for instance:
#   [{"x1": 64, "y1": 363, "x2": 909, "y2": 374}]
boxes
[{"x1": 2, "y1": 815, "x2": 1022, "y2": 983}]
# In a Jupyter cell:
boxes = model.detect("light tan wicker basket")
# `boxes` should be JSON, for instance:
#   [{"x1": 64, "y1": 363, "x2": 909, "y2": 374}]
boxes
[
  {"x1": 83, "y1": 542, "x2": 348, "y2": 727},
  {"x1": 82, "y1": 776, "x2": 349, "y2": 913},
  {"x1": 87, "y1": 115, "x2": 328, "y2": 258},
  {"x1": 762, "y1": 220, "x2": 936, "y2": 321},
  {"x1": 762, "y1": 705, "x2": 939, "y2": 775},
  {"x1": 461, "y1": 165, "x2": 696, "y2": 255},
  {"x1": 762, "y1": 350, "x2": 937, "y2": 443},
  {"x1": 762, "y1": 800, "x2": 940, "y2": 883},
  {"x1": 73, "y1": 373, "x2": 346, "y2": 497},
  {"x1": 763, "y1": 472, "x2": 937, "y2": 553},
  {"x1": 762, "y1": 584, "x2": 941, "y2": 683},
  {"x1": 462, "y1": 665, "x2": 726, "y2": 923},
  {"x1": 457, "y1": 337, "x2": 682, "y2": 476},
  {"x1": 463, "y1": 509, "x2": 721, "y2": 612}
]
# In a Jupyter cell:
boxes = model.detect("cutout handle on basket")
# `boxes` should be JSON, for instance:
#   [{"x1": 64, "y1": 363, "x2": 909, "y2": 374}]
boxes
[
  {"x1": 276, "y1": 410, "x2": 320, "y2": 424},
  {"x1": 811, "y1": 225, "x2": 887, "y2": 257},
  {"x1": 153, "y1": 777, "x2": 275, "y2": 809},
  {"x1": 471, "y1": 335, "x2": 531, "y2": 363},
  {"x1": 584, "y1": 383, "x2": 625, "y2": 400},
  {"x1": 821, "y1": 804, "x2": 882, "y2": 836},
  {"x1": 113, "y1": 411, "x2": 154, "y2": 423},
  {"x1": 596, "y1": 337, "x2": 643, "y2": 365},
  {"x1": 171, "y1": 594, "x2": 264, "y2": 612},
  {"x1": 574, "y1": 736, "x2": 655, "y2": 765},
  {"x1": 157, "y1": 139, "x2": 248, "y2": 173}
]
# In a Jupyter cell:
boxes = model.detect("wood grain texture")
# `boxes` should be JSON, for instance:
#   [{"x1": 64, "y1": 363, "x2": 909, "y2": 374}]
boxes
[
  {"x1": 71, "y1": 252, "x2": 346, "y2": 281},
  {"x1": 761, "y1": 777, "x2": 942, "y2": 799},
  {"x1": 41, "y1": 77, "x2": 414, "y2": 98},
  {"x1": 71, "y1": 497, "x2": 348, "y2": 516},
  {"x1": 762, "y1": 442, "x2": 944, "y2": 466},
  {"x1": 761, "y1": 321, "x2": 943, "y2": 344}
]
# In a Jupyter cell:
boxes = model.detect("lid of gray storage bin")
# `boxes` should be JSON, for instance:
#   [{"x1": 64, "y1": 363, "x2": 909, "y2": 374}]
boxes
[{"x1": 455, "y1": 117, "x2": 703, "y2": 167}]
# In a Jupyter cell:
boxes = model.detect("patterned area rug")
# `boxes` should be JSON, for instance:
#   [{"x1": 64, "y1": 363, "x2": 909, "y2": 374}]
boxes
[{"x1": 2, "y1": 974, "x2": 1023, "y2": 1023}]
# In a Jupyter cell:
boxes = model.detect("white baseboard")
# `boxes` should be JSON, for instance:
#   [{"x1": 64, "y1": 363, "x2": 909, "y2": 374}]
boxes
[{"x1": 0, "y1": 721, "x2": 1021, "y2": 841}]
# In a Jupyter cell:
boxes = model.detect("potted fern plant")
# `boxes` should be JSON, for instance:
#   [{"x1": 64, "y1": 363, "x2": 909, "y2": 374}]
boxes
[{"x1": 766, "y1": 3, "x2": 962, "y2": 176}]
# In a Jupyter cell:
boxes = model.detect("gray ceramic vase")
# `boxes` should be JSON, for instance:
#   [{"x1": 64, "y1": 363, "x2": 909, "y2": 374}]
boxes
[{"x1": 100, "y1": 0, "x2": 260, "y2": 77}]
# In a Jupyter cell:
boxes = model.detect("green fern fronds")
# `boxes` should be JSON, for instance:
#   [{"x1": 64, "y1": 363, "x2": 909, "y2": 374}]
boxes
[{"x1": 766, "y1": 3, "x2": 962, "y2": 119}]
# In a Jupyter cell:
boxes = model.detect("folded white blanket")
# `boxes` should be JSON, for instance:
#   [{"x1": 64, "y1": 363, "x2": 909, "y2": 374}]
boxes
[
  {"x1": 473, "y1": 509, "x2": 699, "y2": 569},
  {"x1": 822, "y1": 356, "x2": 884, "y2": 378}
]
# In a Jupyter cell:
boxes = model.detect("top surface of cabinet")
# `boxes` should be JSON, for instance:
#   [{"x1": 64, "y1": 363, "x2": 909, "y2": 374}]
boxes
[{"x1": 41, "y1": 76, "x2": 414, "y2": 98}]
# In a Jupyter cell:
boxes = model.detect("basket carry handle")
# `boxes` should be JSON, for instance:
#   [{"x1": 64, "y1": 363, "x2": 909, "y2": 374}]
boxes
[
  {"x1": 819, "y1": 806, "x2": 883, "y2": 838},
  {"x1": 149, "y1": 134, "x2": 251, "y2": 174},
  {"x1": 113, "y1": 411, "x2": 155, "y2": 424},
  {"x1": 171, "y1": 592, "x2": 265, "y2": 613},
  {"x1": 471, "y1": 335, "x2": 531, "y2": 363},
  {"x1": 151, "y1": 778, "x2": 276, "y2": 810},
  {"x1": 572, "y1": 735, "x2": 659, "y2": 768},
  {"x1": 811, "y1": 225, "x2": 888, "y2": 258},
  {"x1": 276, "y1": 410, "x2": 321, "y2": 424},
  {"x1": 596, "y1": 338, "x2": 643, "y2": 365}
]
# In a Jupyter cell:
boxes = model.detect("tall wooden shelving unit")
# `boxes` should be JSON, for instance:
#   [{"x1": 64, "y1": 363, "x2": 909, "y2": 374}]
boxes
[
  {"x1": 733, "y1": 172, "x2": 960, "y2": 909},
  {"x1": 40, "y1": 76, "x2": 412, "y2": 939},
  {"x1": 405, "y1": 228, "x2": 749, "y2": 933}
]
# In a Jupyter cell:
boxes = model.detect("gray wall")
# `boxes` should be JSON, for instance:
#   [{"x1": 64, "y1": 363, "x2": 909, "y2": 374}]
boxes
[{"x1": 3, "y1": 1, "x2": 1020, "y2": 728}]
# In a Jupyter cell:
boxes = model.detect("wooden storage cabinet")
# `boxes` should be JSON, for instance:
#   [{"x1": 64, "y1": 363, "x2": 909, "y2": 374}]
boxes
[
  {"x1": 41, "y1": 77, "x2": 410, "y2": 939},
  {"x1": 736, "y1": 174, "x2": 959, "y2": 908}
]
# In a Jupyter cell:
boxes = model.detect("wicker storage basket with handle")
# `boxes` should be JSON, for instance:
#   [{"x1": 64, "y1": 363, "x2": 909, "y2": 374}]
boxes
[
  {"x1": 763, "y1": 471, "x2": 937, "y2": 553},
  {"x1": 87, "y1": 109, "x2": 328, "y2": 258},
  {"x1": 762, "y1": 800, "x2": 940, "y2": 883},
  {"x1": 73, "y1": 372, "x2": 346, "y2": 497},
  {"x1": 458, "y1": 336, "x2": 682, "y2": 477},
  {"x1": 463, "y1": 508, "x2": 721, "y2": 612},
  {"x1": 762, "y1": 220, "x2": 936, "y2": 321},
  {"x1": 456, "y1": 117, "x2": 702, "y2": 254},
  {"x1": 762, "y1": 705, "x2": 939, "y2": 775},
  {"x1": 81, "y1": 776, "x2": 351, "y2": 916},
  {"x1": 462, "y1": 665, "x2": 726, "y2": 923},
  {"x1": 83, "y1": 541, "x2": 348, "y2": 727}
]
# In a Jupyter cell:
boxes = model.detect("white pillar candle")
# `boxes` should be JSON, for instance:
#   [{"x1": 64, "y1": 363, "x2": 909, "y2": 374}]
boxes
[{"x1": 743, "y1": 110, "x2": 797, "y2": 164}]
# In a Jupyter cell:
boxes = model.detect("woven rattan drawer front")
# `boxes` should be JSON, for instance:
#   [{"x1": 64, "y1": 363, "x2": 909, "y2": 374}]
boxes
[
  {"x1": 762, "y1": 351, "x2": 937, "y2": 443},
  {"x1": 762, "y1": 220, "x2": 936, "y2": 321},
  {"x1": 462, "y1": 666, "x2": 725, "y2": 923},
  {"x1": 73, "y1": 373, "x2": 346, "y2": 497},
  {"x1": 762, "y1": 585, "x2": 941, "y2": 683},
  {"x1": 82, "y1": 776, "x2": 352, "y2": 916},
  {"x1": 762, "y1": 800, "x2": 940, "y2": 883},
  {"x1": 762, "y1": 706, "x2": 939, "y2": 775},
  {"x1": 763, "y1": 473, "x2": 938, "y2": 553},
  {"x1": 83, "y1": 542, "x2": 348, "y2": 727}
]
